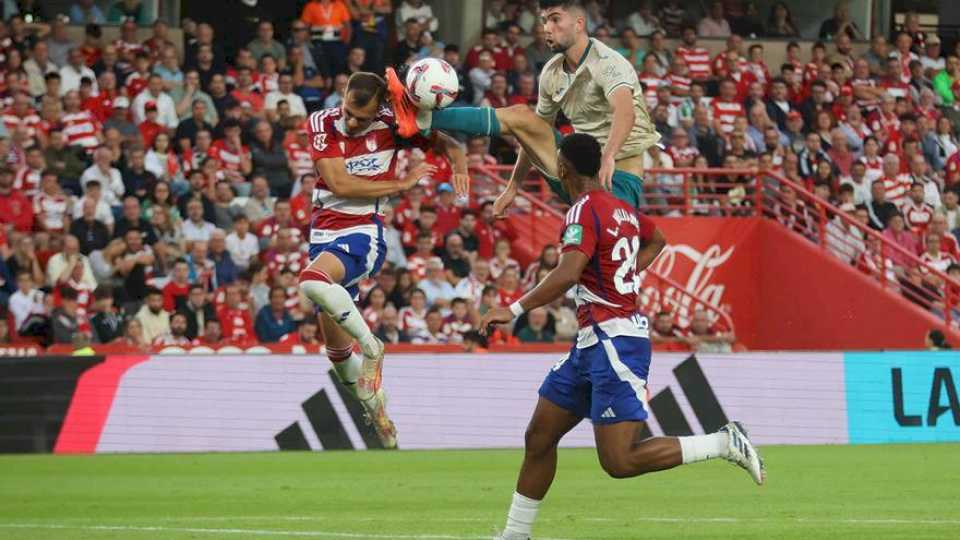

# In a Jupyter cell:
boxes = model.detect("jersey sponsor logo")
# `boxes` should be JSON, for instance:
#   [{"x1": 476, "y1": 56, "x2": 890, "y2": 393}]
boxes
[
  {"x1": 562, "y1": 224, "x2": 583, "y2": 246},
  {"x1": 344, "y1": 156, "x2": 385, "y2": 175},
  {"x1": 313, "y1": 133, "x2": 327, "y2": 151},
  {"x1": 366, "y1": 135, "x2": 378, "y2": 152}
]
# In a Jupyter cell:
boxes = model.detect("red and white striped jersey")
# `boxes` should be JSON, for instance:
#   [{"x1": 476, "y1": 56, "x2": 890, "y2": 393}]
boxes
[
  {"x1": 265, "y1": 249, "x2": 308, "y2": 278},
  {"x1": 712, "y1": 99, "x2": 743, "y2": 134},
  {"x1": 217, "y1": 306, "x2": 255, "y2": 342},
  {"x1": 286, "y1": 141, "x2": 313, "y2": 182},
  {"x1": 398, "y1": 305, "x2": 428, "y2": 334},
  {"x1": 637, "y1": 72, "x2": 663, "y2": 109},
  {"x1": 902, "y1": 200, "x2": 935, "y2": 233},
  {"x1": 14, "y1": 166, "x2": 41, "y2": 197},
  {"x1": 745, "y1": 61, "x2": 770, "y2": 85},
  {"x1": 919, "y1": 251, "x2": 957, "y2": 274},
  {"x1": 61, "y1": 110, "x2": 101, "y2": 150},
  {"x1": 114, "y1": 39, "x2": 144, "y2": 59},
  {"x1": 305, "y1": 106, "x2": 431, "y2": 230},
  {"x1": 665, "y1": 73, "x2": 690, "y2": 103},
  {"x1": 123, "y1": 71, "x2": 149, "y2": 99},
  {"x1": 209, "y1": 140, "x2": 251, "y2": 172},
  {"x1": 880, "y1": 174, "x2": 912, "y2": 207},
  {"x1": 712, "y1": 53, "x2": 747, "y2": 79},
  {"x1": 880, "y1": 79, "x2": 911, "y2": 101},
  {"x1": 858, "y1": 155, "x2": 884, "y2": 184},
  {"x1": 2, "y1": 108, "x2": 41, "y2": 140},
  {"x1": 851, "y1": 78, "x2": 879, "y2": 111},
  {"x1": 33, "y1": 192, "x2": 70, "y2": 231},
  {"x1": 676, "y1": 46, "x2": 712, "y2": 80},
  {"x1": 667, "y1": 144, "x2": 700, "y2": 166}
]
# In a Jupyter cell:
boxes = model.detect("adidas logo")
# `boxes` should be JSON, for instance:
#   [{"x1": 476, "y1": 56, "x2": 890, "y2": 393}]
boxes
[{"x1": 601, "y1": 407, "x2": 616, "y2": 419}]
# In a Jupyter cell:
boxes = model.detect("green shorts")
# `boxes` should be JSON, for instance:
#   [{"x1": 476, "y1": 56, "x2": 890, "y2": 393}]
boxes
[
  {"x1": 546, "y1": 129, "x2": 644, "y2": 209},
  {"x1": 543, "y1": 169, "x2": 645, "y2": 209}
]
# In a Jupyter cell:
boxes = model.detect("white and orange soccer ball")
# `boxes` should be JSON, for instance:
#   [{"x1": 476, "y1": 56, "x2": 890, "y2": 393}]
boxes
[{"x1": 405, "y1": 58, "x2": 460, "y2": 110}]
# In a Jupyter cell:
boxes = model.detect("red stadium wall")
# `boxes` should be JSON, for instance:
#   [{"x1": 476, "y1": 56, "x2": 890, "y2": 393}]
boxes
[{"x1": 649, "y1": 218, "x2": 954, "y2": 350}]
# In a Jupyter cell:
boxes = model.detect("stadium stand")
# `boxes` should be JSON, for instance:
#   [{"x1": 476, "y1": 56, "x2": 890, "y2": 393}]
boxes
[{"x1": 1, "y1": 0, "x2": 959, "y2": 355}]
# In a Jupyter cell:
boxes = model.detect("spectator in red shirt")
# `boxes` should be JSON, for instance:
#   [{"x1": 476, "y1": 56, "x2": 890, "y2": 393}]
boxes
[
  {"x1": 401, "y1": 205, "x2": 442, "y2": 253},
  {"x1": 230, "y1": 67, "x2": 264, "y2": 113},
  {"x1": 508, "y1": 72, "x2": 537, "y2": 107},
  {"x1": 279, "y1": 316, "x2": 320, "y2": 346},
  {"x1": 651, "y1": 311, "x2": 692, "y2": 351},
  {"x1": 0, "y1": 167, "x2": 33, "y2": 232},
  {"x1": 432, "y1": 183, "x2": 461, "y2": 236},
  {"x1": 475, "y1": 199, "x2": 515, "y2": 259},
  {"x1": 162, "y1": 259, "x2": 192, "y2": 312},
  {"x1": 218, "y1": 284, "x2": 255, "y2": 344},
  {"x1": 496, "y1": 265, "x2": 522, "y2": 306},
  {"x1": 138, "y1": 102, "x2": 165, "y2": 149}
]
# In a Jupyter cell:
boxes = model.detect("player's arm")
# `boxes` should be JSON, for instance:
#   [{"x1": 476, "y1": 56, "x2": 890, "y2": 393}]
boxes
[
  {"x1": 600, "y1": 86, "x2": 636, "y2": 187},
  {"x1": 315, "y1": 157, "x2": 435, "y2": 198},
  {"x1": 479, "y1": 250, "x2": 588, "y2": 334},
  {"x1": 635, "y1": 227, "x2": 666, "y2": 273},
  {"x1": 433, "y1": 131, "x2": 469, "y2": 196}
]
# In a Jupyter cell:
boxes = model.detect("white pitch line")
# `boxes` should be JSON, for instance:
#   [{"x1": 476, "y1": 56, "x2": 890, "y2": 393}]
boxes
[{"x1": 0, "y1": 523, "x2": 575, "y2": 540}]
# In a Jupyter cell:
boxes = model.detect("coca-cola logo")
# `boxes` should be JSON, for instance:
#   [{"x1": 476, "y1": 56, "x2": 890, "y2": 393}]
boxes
[{"x1": 640, "y1": 243, "x2": 735, "y2": 327}]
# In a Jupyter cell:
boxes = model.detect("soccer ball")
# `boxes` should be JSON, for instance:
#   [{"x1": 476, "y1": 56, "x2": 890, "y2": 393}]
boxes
[{"x1": 405, "y1": 58, "x2": 460, "y2": 110}]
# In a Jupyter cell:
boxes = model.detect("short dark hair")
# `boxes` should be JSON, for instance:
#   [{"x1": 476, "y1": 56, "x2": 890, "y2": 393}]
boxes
[
  {"x1": 146, "y1": 286, "x2": 163, "y2": 298},
  {"x1": 538, "y1": 0, "x2": 585, "y2": 11},
  {"x1": 60, "y1": 286, "x2": 79, "y2": 301},
  {"x1": 559, "y1": 133, "x2": 602, "y2": 177},
  {"x1": 345, "y1": 72, "x2": 387, "y2": 108}
]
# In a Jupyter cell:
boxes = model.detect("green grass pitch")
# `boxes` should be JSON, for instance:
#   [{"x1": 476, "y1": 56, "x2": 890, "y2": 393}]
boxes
[{"x1": 1, "y1": 444, "x2": 958, "y2": 539}]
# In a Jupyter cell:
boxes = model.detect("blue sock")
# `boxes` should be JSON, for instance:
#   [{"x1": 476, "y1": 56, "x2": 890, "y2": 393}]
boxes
[{"x1": 429, "y1": 107, "x2": 501, "y2": 137}]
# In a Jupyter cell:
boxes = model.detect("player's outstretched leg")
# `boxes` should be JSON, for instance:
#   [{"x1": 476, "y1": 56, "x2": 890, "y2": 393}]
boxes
[
  {"x1": 497, "y1": 397, "x2": 582, "y2": 540},
  {"x1": 593, "y1": 420, "x2": 765, "y2": 485}
]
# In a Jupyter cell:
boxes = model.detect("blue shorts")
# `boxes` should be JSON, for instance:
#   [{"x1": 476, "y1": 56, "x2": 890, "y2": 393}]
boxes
[
  {"x1": 308, "y1": 218, "x2": 387, "y2": 300},
  {"x1": 539, "y1": 333, "x2": 652, "y2": 425}
]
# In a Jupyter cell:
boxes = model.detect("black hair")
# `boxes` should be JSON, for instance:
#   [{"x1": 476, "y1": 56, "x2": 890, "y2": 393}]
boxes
[
  {"x1": 145, "y1": 286, "x2": 163, "y2": 298},
  {"x1": 559, "y1": 133, "x2": 602, "y2": 178},
  {"x1": 928, "y1": 329, "x2": 951, "y2": 349},
  {"x1": 59, "y1": 285, "x2": 79, "y2": 301},
  {"x1": 539, "y1": 0, "x2": 585, "y2": 10}
]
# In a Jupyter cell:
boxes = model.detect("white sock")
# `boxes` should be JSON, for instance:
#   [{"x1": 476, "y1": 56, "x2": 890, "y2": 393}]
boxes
[
  {"x1": 331, "y1": 352, "x2": 362, "y2": 385},
  {"x1": 300, "y1": 272, "x2": 378, "y2": 356},
  {"x1": 679, "y1": 432, "x2": 730, "y2": 464},
  {"x1": 503, "y1": 491, "x2": 540, "y2": 539}
]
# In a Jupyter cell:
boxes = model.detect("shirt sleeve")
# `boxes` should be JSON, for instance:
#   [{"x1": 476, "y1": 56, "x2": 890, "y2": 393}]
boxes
[
  {"x1": 593, "y1": 53, "x2": 638, "y2": 98},
  {"x1": 306, "y1": 113, "x2": 342, "y2": 160},
  {"x1": 636, "y1": 212, "x2": 656, "y2": 242},
  {"x1": 535, "y1": 70, "x2": 560, "y2": 120},
  {"x1": 560, "y1": 200, "x2": 598, "y2": 260}
]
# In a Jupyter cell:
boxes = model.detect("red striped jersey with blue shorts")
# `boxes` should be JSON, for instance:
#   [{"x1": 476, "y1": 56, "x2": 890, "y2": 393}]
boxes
[
  {"x1": 538, "y1": 189, "x2": 658, "y2": 424},
  {"x1": 305, "y1": 106, "x2": 431, "y2": 298}
]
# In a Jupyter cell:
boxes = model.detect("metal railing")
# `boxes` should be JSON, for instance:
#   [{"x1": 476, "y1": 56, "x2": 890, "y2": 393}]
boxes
[{"x1": 469, "y1": 163, "x2": 738, "y2": 335}]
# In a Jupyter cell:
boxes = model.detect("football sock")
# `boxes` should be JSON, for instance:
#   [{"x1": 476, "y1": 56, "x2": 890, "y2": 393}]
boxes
[
  {"x1": 503, "y1": 491, "x2": 540, "y2": 538},
  {"x1": 299, "y1": 269, "x2": 379, "y2": 357},
  {"x1": 430, "y1": 107, "x2": 502, "y2": 137},
  {"x1": 327, "y1": 344, "x2": 362, "y2": 385},
  {"x1": 679, "y1": 433, "x2": 729, "y2": 464}
]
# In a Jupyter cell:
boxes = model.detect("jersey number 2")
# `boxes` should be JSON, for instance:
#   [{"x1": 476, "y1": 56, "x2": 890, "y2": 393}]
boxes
[{"x1": 612, "y1": 236, "x2": 641, "y2": 294}]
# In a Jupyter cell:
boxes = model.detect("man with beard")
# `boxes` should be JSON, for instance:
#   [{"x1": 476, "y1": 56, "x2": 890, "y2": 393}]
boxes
[{"x1": 152, "y1": 312, "x2": 192, "y2": 346}]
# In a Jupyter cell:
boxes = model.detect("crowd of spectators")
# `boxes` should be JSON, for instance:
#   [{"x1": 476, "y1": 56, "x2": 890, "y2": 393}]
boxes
[{"x1": 1, "y1": 0, "x2": 958, "y2": 351}]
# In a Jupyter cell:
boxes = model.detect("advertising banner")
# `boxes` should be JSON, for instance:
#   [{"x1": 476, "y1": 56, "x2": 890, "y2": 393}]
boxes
[
  {"x1": 845, "y1": 352, "x2": 960, "y2": 444},
  {"x1": 50, "y1": 351, "x2": 849, "y2": 454}
]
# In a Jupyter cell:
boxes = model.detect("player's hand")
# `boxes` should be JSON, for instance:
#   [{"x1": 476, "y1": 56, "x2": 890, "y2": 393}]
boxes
[
  {"x1": 598, "y1": 154, "x2": 616, "y2": 191},
  {"x1": 492, "y1": 182, "x2": 518, "y2": 219},
  {"x1": 401, "y1": 163, "x2": 437, "y2": 189},
  {"x1": 478, "y1": 307, "x2": 514, "y2": 336},
  {"x1": 452, "y1": 172, "x2": 470, "y2": 198}
]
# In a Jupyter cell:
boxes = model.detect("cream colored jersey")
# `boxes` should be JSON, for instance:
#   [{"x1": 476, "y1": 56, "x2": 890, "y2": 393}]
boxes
[{"x1": 536, "y1": 38, "x2": 660, "y2": 160}]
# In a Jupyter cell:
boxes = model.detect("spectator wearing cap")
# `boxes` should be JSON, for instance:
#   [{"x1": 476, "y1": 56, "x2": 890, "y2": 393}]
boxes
[
  {"x1": 59, "y1": 48, "x2": 99, "y2": 96},
  {"x1": 102, "y1": 96, "x2": 138, "y2": 142},
  {"x1": 132, "y1": 74, "x2": 178, "y2": 130},
  {"x1": 433, "y1": 182, "x2": 461, "y2": 236},
  {"x1": 138, "y1": 100, "x2": 165, "y2": 149}
]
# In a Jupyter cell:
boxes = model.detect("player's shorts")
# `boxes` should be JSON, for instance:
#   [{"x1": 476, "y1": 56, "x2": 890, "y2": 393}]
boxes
[
  {"x1": 308, "y1": 218, "x2": 387, "y2": 300},
  {"x1": 545, "y1": 128, "x2": 645, "y2": 208},
  {"x1": 538, "y1": 327, "x2": 652, "y2": 425}
]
